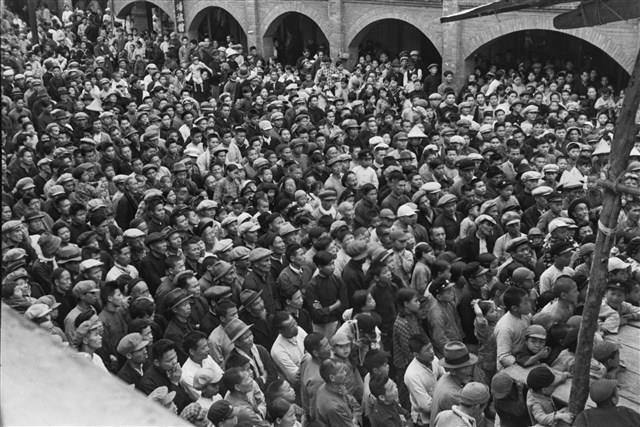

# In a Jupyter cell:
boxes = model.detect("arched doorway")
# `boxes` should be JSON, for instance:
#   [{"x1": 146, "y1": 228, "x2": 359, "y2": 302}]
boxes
[
  {"x1": 263, "y1": 12, "x2": 330, "y2": 66},
  {"x1": 189, "y1": 7, "x2": 247, "y2": 48},
  {"x1": 466, "y1": 29, "x2": 630, "y2": 91},
  {"x1": 116, "y1": 1, "x2": 173, "y2": 35},
  {"x1": 348, "y1": 19, "x2": 442, "y2": 70}
]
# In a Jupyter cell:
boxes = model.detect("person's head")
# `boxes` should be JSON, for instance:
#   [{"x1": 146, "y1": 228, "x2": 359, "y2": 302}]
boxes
[
  {"x1": 266, "y1": 377, "x2": 296, "y2": 404},
  {"x1": 207, "y1": 400, "x2": 237, "y2": 427},
  {"x1": 319, "y1": 358, "x2": 348, "y2": 385},
  {"x1": 117, "y1": 332, "x2": 149, "y2": 364},
  {"x1": 525, "y1": 324, "x2": 548, "y2": 353},
  {"x1": 267, "y1": 397, "x2": 297, "y2": 427},
  {"x1": 396, "y1": 288, "x2": 420, "y2": 315},
  {"x1": 272, "y1": 311, "x2": 298, "y2": 339},
  {"x1": 590, "y1": 378, "x2": 619, "y2": 407},
  {"x1": 526, "y1": 365, "x2": 556, "y2": 395},
  {"x1": 312, "y1": 250, "x2": 335, "y2": 276},
  {"x1": 222, "y1": 366, "x2": 253, "y2": 395},
  {"x1": 330, "y1": 332, "x2": 352, "y2": 359},
  {"x1": 503, "y1": 286, "x2": 532, "y2": 315},
  {"x1": 408, "y1": 334, "x2": 434, "y2": 365},
  {"x1": 304, "y1": 332, "x2": 332, "y2": 361},
  {"x1": 553, "y1": 276, "x2": 579, "y2": 305},
  {"x1": 604, "y1": 282, "x2": 627, "y2": 308},
  {"x1": 369, "y1": 375, "x2": 399, "y2": 406},
  {"x1": 151, "y1": 339, "x2": 179, "y2": 373},
  {"x1": 183, "y1": 331, "x2": 209, "y2": 363},
  {"x1": 458, "y1": 382, "x2": 491, "y2": 417},
  {"x1": 216, "y1": 300, "x2": 238, "y2": 325},
  {"x1": 100, "y1": 281, "x2": 125, "y2": 309}
]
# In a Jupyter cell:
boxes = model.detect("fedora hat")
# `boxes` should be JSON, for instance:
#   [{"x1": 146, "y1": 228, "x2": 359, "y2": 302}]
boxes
[
  {"x1": 440, "y1": 341, "x2": 478, "y2": 369},
  {"x1": 223, "y1": 318, "x2": 252, "y2": 343},
  {"x1": 239, "y1": 289, "x2": 263, "y2": 312}
]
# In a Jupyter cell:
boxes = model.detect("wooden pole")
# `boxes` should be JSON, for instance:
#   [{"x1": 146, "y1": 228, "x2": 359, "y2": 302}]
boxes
[{"x1": 568, "y1": 46, "x2": 640, "y2": 415}]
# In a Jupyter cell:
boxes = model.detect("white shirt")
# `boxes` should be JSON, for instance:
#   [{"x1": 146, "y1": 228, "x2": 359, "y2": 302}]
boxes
[
  {"x1": 105, "y1": 263, "x2": 139, "y2": 282},
  {"x1": 181, "y1": 356, "x2": 224, "y2": 398},
  {"x1": 270, "y1": 327, "x2": 308, "y2": 385},
  {"x1": 404, "y1": 356, "x2": 445, "y2": 424},
  {"x1": 539, "y1": 265, "x2": 575, "y2": 294}
]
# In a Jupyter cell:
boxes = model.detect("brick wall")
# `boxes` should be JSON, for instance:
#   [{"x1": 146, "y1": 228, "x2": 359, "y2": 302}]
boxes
[{"x1": 115, "y1": 0, "x2": 639, "y2": 75}]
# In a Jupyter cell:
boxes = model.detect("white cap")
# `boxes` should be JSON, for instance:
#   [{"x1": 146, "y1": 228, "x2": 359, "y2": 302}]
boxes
[
  {"x1": 397, "y1": 204, "x2": 418, "y2": 217},
  {"x1": 369, "y1": 136, "x2": 384, "y2": 147},
  {"x1": 79, "y1": 259, "x2": 104, "y2": 272},
  {"x1": 608, "y1": 257, "x2": 631, "y2": 272},
  {"x1": 123, "y1": 228, "x2": 145, "y2": 238}
]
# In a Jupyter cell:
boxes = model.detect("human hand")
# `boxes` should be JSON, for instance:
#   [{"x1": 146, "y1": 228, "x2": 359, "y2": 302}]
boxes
[{"x1": 538, "y1": 347, "x2": 550, "y2": 359}]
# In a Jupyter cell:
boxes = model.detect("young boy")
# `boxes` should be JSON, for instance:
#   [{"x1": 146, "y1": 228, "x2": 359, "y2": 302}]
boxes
[
  {"x1": 193, "y1": 367, "x2": 223, "y2": 411},
  {"x1": 369, "y1": 374, "x2": 410, "y2": 427},
  {"x1": 516, "y1": 324, "x2": 550, "y2": 367},
  {"x1": 599, "y1": 281, "x2": 640, "y2": 334},
  {"x1": 526, "y1": 366, "x2": 574, "y2": 426},
  {"x1": 494, "y1": 287, "x2": 532, "y2": 370},
  {"x1": 473, "y1": 299, "x2": 500, "y2": 380}
]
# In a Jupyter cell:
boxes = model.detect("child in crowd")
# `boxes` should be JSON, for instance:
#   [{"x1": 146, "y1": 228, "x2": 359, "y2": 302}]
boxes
[
  {"x1": 491, "y1": 371, "x2": 529, "y2": 427},
  {"x1": 599, "y1": 281, "x2": 640, "y2": 334},
  {"x1": 515, "y1": 324, "x2": 550, "y2": 367},
  {"x1": 494, "y1": 287, "x2": 532, "y2": 370},
  {"x1": 472, "y1": 299, "x2": 500, "y2": 380},
  {"x1": 526, "y1": 366, "x2": 574, "y2": 426}
]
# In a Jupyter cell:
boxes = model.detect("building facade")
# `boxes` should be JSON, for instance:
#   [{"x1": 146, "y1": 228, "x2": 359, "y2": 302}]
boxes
[{"x1": 113, "y1": 0, "x2": 639, "y2": 84}]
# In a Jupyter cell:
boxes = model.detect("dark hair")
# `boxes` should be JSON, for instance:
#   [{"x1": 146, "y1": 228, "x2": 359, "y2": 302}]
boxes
[
  {"x1": 100, "y1": 281, "x2": 122, "y2": 306},
  {"x1": 369, "y1": 373, "x2": 390, "y2": 399},
  {"x1": 265, "y1": 377, "x2": 288, "y2": 402},
  {"x1": 175, "y1": 271, "x2": 195, "y2": 289},
  {"x1": 408, "y1": 334, "x2": 431, "y2": 354},
  {"x1": 129, "y1": 297, "x2": 155, "y2": 319},
  {"x1": 151, "y1": 339, "x2": 176, "y2": 361},
  {"x1": 215, "y1": 300, "x2": 236, "y2": 318},
  {"x1": 304, "y1": 332, "x2": 325, "y2": 354},
  {"x1": 226, "y1": 352, "x2": 251, "y2": 369},
  {"x1": 319, "y1": 358, "x2": 344, "y2": 383},
  {"x1": 272, "y1": 311, "x2": 292, "y2": 331},
  {"x1": 396, "y1": 288, "x2": 417, "y2": 313},
  {"x1": 503, "y1": 287, "x2": 527, "y2": 311},
  {"x1": 351, "y1": 290, "x2": 370, "y2": 315},
  {"x1": 222, "y1": 366, "x2": 246, "y2": 390},
  {"x1": 267, "y1": 397, "x2": 292, "y2": 422},
  {"x1": 183, "y1": 331, "x2": 207, "y2": 354}
]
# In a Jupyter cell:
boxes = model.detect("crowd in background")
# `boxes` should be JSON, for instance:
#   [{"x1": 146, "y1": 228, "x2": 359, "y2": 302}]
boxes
[{"x1": 2, "y1": 2, "x2": 640, "y2": 427}]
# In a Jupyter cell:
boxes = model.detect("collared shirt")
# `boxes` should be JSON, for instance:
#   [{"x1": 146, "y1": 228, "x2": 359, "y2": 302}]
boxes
[
  {"x1": 405, "y1": 357, "x2": 445, "y2": 424},
  {"x1": 270, "y1": 327, "x2": 307, "y2": 385},
  {"x1": 106, "y1": 262, "x2": 139, "y2": 282},
  {"x1": 181, "y1": 355, "x2": 223, "y2": 398}
]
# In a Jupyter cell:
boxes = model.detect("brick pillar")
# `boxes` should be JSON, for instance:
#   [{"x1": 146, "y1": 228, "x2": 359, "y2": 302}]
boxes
[
  {"x1": 328, "y1": 0, "x2": 344, "y2": 59},
  {"x1": 245, "y1": 0, "x2": 259, "y2": 50},
  {"x1": 441, "y1": 0, "x2": 464, "y2": 88}
]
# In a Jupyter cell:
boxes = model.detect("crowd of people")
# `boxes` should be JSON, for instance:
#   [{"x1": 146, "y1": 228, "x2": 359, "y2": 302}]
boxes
[{"x1": 3, "y1": 2, "x2": 640, "y2": 427}]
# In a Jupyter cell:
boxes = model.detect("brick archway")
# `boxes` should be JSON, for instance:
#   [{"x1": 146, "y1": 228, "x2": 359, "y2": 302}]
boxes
[
  {"x1": 186, "y1": 4, "x2": 248, "y2": 46},
  {"x1": 260, "y1": 4, "x2": 330, "y2": 42},
  {"x1": 261, "y1": 6, "x2": 332, "y2": 63},
  {"x1": 461, "y1": 15, "x2": 634, "y2": 74},
  {"x1": 114, "y1": 0, "x2": 175, "y2": 22},
  {"x1": 345, "y1": 9, "x2": 443, "y2": 58},
  {"x1": 185, "y1": 2, "x2": 247, "y2": 39}
]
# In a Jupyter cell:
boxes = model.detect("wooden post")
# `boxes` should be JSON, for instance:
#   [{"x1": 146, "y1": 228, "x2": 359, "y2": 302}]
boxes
[{"x1": 568, "y1": 47, "x2": 640, "y2": 415}]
